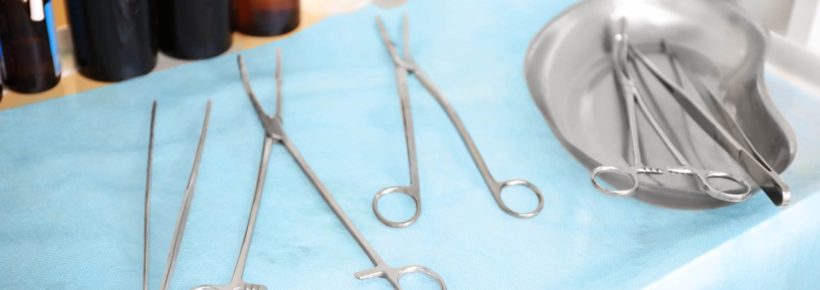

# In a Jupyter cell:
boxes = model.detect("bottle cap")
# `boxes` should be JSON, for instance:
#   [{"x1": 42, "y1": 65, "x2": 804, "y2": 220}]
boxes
[{"x1": 29, "y1": 0, "x2": 45, "y2": 22}]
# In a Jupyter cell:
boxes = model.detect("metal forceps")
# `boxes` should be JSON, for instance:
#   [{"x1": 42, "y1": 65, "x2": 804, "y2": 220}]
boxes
[
  {"x1": 592, "y1": 20, "x2": 751, "y2": 202},
  {"x1": 144, "y1": 101, "x2": 156, "y2": 290},
  {"x1": 374, "y1": 16, "x2": 544, "y2": 227},
  {"x1": 661, "y1": 42, "x2": 791, "y2": 206},
  {"x1": 630, "y1": 43, "x2": 787, "y2": 205},
  {"x1": 590, "y1": 22, "x2": 664, "y2": 197},
  {"x1": 237, "y1": 51, "x2": 446, "y2": 290},
  {"x1": 161, "y1": 101, "x2": 212, "y2": 290}
]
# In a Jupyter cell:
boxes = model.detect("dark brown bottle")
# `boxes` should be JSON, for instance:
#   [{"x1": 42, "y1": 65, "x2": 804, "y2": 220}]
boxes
[
  {"x1": 66, "y1": 0, "x2": 157, "y2": 82},
  {"x1": 158, "y1": 0, "x2": 232, "y2": 60},
  {"x1": 0, "y1": 0, "x2": 61, "y2": 94},
  {"x1": 234, "y1": 0, "x2": 300, "y2": 36}
]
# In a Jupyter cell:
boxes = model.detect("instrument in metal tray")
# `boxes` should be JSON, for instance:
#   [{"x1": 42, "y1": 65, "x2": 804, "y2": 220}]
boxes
[
  {"x1": 525, "y1": 0, "x2": 796, "y2": 208},
  {"x1": 590, "y1": 19, "x2": 752, "y2": 202},
  {"x1": 629, "y1": 43, "x2": 789, "y2": 205}
]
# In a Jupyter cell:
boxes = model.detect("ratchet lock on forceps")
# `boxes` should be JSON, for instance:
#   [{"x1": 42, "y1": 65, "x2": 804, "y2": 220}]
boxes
[
  {"x1": 592, "y1": 19, "x2": 751, "y2": 202},
  {"x1": 592, "y1": 18, "x2": 788, "y2": 206}
]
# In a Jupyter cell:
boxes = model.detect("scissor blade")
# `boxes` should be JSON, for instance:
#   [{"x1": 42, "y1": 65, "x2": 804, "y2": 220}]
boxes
[{"x1": 630, "y1": 46, "x2": 790, "y2": 206}]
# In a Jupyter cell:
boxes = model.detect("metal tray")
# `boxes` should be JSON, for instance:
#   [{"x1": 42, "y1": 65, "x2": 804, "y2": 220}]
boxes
[{"x1": 524, "y1": 0, "x2": 797, "y2": 208}]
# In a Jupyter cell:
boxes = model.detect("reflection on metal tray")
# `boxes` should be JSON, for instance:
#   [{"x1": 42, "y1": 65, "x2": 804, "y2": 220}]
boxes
[{"x1": 524, "y1": 0, "x2": 797, "y2": 209}]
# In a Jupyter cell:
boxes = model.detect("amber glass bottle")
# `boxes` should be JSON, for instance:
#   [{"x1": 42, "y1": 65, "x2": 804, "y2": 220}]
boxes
[
  {"x1": 66, "y1": 0, "x2": 157, "y2": 82},
  {"x1": 0, "y1": 0, "x2": 61, "y2": 93},
  {"x1": 158, "y1": 0, "x2": 232, "y2": 60},
  {"x1": 234, "y1": 0, "x2": 300, "y2": 36}
]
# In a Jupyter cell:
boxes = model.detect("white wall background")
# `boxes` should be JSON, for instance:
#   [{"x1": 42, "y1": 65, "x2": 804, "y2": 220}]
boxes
[{"x1": 730, "y1": 0, "x2": 820, "y2": 53}]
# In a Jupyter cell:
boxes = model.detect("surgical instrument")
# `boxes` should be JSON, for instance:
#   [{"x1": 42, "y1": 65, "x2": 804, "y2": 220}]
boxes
[
  {"x1": 592, "y1": 19, "x2": 751, "y2": 202},
  {"x1": 144, "y1": 100, "x2": 157, "y2": 290},
  {"x1": 372, "y1": 15, "x2": 422, "y2": 228},
  {"x1": 237, "y1": 51, "x2": 447, "y2": 290},
  {"x1": 590, "y1": 19, "x2": 664, "y2": 197},
  {"x1": 191, "y1": 53, "x2": 281, "y2": 290},
  {"x1": 664, "y1": 42, "x2": 786, "y2": 198},
  {"x1": 374, "y1": 16, "x2": 544, "y2": 226},
  {"x1": 160, "y1": 101, "x2": 212, "y2": 290},
  {"x1": 630, "y1": 42, "x2": 790, "y2": 206},
  {"x1": 628, "y1": 47, "x2": 751, "y2": 202}
]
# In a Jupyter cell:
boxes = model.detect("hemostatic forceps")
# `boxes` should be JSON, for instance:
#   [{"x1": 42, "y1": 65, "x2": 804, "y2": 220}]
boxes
[
  {"x1": 637, "y1": 41, "x2": 790, "y2": 206},
  {"x1": 373, "y1": 16, "x2": 544, "y2": 228},
  {"x1": 591, "y1": 19, "x2": 751, "y2": 202},
  {"x1": 237, "y1": 50, "x2": 446, "y2": 290}
]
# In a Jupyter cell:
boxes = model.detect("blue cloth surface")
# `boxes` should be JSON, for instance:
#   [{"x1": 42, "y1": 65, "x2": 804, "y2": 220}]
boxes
[{"x1": 2, "y1": 0, "x2": 820, "y2": 289}]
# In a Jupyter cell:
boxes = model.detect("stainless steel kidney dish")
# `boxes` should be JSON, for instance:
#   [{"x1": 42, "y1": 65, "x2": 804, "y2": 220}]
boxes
[{"x1": 524, "y1": 0, "x2": 796, "y2": 208}]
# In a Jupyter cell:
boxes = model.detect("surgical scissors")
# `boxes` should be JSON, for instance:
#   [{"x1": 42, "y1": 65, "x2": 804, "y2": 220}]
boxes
[
  {"x1": 592, "y1": 19, "x2": 751, "y2": 202},
  {"x1": 374, "y1": 16, "x2": 544, "y2": 227},
  {"x1": 237, "y1": 51, "x2": 446, "y2": 290}
]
